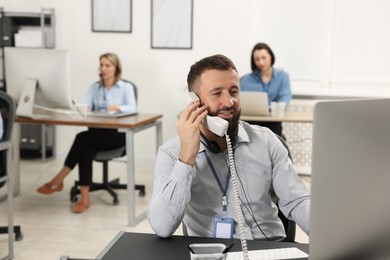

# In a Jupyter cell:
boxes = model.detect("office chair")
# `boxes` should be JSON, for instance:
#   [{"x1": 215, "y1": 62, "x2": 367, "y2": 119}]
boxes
[
  {"x1": 70, "y1": 81, "x2": 145, "y2": 205},
  {"x1": 274, "y1": 134, "x2": 296, "y2": 242},
  {"x1": 0, "y1": 91, "x2": 23, "y2": 260}
]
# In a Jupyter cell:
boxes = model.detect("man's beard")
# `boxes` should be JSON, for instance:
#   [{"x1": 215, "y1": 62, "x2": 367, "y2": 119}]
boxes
[{"x1": 209, "y1": 107, "x2": 240, "y2": 144}]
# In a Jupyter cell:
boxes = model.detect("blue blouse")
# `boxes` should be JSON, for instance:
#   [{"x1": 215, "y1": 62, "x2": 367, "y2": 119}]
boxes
[
  {"x1": 240, "y1": 68, "x2": 292, "y2": 106},
  {"x1": 80, "y1": 79, "x2": 137, "y2": 113}
]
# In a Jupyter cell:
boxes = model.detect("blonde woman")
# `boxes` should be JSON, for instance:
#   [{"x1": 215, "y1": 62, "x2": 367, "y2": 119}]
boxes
[{"x1": 37, "y1": 53, "x2": 137, "y2": 213}]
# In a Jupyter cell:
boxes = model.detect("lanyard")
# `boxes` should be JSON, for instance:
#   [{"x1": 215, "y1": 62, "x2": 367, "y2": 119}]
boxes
[
  {"x1": 100, "y1": 85, "x2": 107, "y2": 101},
  {"x1": 203, "y1": 151, "x2": 231, "y2": 211},
  {"x1": 98, "y1": 85, "x2": 107, "y2": 110}
]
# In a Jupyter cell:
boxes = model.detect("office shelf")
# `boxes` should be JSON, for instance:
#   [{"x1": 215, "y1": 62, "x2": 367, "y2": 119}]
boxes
[{"x1": 0, "y1": 7, "x2": 56, "y2": 159}]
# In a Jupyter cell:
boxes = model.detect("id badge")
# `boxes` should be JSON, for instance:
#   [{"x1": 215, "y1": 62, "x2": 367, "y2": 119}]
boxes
[{"x1": 213, "y1": 217, "x2": 234, "y2": 239}]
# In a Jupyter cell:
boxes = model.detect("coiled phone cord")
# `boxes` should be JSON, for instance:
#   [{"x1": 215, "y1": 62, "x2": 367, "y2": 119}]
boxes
[{"x1": 226, "y1": 134, "x2": 250, "y2": 260}]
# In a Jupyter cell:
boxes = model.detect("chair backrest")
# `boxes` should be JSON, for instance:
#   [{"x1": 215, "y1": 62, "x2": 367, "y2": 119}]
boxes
[
  {"x1": 122, "y1": 79, "x2": 138, "y2": 102},
  {"x1": 274, "y1": 134, "x2": 296, "y2": 242},
  {"x1": 0, "y1": 91, "x2": 15, "y2": 142},
  {"x1": 0, "y1": 91, "x2": 16, "y2": 188}
]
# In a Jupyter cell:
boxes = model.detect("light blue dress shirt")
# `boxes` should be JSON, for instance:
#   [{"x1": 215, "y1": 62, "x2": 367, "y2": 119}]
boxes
[
  {"x1": 80, "y1": 79, "x2": 137, "y2": 113},
  {"x1": 240, "y1": 68, "x2": 292, "y2": 106},
  {"x1": 148, "y1": 121, "x2": 310, "y2": 240}
]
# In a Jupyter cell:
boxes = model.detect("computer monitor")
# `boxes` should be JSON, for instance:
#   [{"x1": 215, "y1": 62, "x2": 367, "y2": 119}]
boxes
[
  {"x1": 309, "y1": 98, "x2": 390, "y2": 259},
  {"x1": 4, "y1": 47, "x2": 73, "y2": 118}
]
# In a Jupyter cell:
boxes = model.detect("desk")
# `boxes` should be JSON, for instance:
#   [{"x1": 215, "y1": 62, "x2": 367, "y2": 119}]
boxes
[
  {"x1": 96, "y1": 232, "x2": 309, "y2": 260},
  {"x1": 240, "y1": 111, "x2": 313, "y2": 123},
  {"x1": 14, "y1": 111, "x2": 163, "y2": 226}
]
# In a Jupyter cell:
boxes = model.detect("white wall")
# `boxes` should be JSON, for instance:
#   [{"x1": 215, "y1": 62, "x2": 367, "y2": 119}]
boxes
[
  {"x1": 0, "y1": 0, "x2": 257, "y2": 159},
  {"x1": 256, "y1": 0, "x2": 390, "y2": 97},
  {"x1": 1, "y1": 0, "x2": 389, "y2": 160}
]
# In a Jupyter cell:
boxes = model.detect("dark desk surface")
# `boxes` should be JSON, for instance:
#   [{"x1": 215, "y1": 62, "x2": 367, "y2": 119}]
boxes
[{"x1": 97, "y1": 232, "x2": 309, "y2": 260}]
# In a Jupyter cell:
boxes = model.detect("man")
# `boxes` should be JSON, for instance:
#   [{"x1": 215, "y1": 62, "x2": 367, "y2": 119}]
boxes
[{"x1": 147, "y1": 54, "x2": 310, "y2": 241}]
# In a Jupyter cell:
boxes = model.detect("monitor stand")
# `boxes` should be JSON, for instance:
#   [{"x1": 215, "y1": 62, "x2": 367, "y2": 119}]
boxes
[{"x1": 16, "y1": 79, "x2": 49, "y2": 119}]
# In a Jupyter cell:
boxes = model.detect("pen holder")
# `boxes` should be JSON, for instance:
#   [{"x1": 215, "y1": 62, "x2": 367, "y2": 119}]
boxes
[{"x1": 189, "y1": 243, "x2": 227, "y2": 260}]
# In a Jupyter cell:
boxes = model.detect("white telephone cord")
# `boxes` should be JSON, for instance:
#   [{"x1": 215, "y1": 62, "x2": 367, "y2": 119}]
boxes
[{"x1": 226, "y1": 134, "x2": 250, "y2": 260}]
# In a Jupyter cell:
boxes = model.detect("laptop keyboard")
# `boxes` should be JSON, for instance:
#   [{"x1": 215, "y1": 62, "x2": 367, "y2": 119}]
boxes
[{"x1": 227, "y1": 247, "x2": 308, "y2": 260}]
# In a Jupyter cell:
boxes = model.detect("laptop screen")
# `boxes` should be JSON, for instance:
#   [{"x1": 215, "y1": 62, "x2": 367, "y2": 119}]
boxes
[{"x1": 240, "y1": 91, "x2": 269, "y2": 116}]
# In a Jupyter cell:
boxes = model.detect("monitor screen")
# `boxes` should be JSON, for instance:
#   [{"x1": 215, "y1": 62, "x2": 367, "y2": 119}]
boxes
[
  {"x1": 309, "y1": 98, "x2": 390, "y2": 259},
  {"x1": 4, "y1": 47, "x2": 73, "y2": 117}
]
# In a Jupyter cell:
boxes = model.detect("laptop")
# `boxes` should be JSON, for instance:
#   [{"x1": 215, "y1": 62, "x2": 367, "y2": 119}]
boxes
[
  {"x1": 240, "y1": 91, "x2": 270, "y2": 116},
  {"x1": 89, "y1": 111, "x2": 137, "y2": 118},
  {"x1": 309, "y1": 99, "x2": 390, "y2": 259}
]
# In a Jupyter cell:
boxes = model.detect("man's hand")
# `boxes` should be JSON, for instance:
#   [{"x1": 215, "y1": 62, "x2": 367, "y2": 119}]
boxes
[{"x1": 176, "y1": 101, "x2": 208, "y2": 166}]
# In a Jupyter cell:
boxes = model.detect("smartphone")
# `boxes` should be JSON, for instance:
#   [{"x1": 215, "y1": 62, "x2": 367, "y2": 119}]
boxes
[{"x1": 188, "y1": 92, "x2": 229, "y2": 137}]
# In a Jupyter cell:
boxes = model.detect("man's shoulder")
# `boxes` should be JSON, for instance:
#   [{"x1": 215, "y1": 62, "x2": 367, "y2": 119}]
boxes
[
  {"x1": 239, "y1": 121, "x2": 276, "y2": 141},
  {"x1": 159, "y1": 135, "x2": 181, "y2": 152},
  {"x1": 240, "y1": 120, "x2": 273, "y2": 134}
]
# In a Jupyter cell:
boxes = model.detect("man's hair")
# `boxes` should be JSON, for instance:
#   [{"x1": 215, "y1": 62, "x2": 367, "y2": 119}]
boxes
[
  {"x1": 250, "y1": 42, "x2": 275, "y2": 72},
  {"x1": 187, "y1": 54, "x2": 238, "y2": 92}
]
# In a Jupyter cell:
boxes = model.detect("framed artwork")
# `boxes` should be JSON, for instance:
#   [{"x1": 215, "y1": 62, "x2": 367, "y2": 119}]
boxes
[
  {"x1": 92, "y1": 0, "x2": 132, "y2": 33},
  {"x1": 151, "y1": 0, "x2": 193, "y2": 49}
]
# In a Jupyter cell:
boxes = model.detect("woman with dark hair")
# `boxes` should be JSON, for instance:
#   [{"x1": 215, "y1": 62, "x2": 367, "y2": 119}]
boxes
[
  {"x1": 240, "y1": 43, "x2": 292, "y2": 138},
  {"x1": 37, "y1": 53, "x2": 137, "y2": 213}
]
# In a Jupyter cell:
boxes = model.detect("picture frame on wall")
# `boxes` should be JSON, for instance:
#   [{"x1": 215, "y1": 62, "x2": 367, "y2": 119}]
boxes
[
  {"x1": 92, "y1": 0, "x2": 132, "y2": 33},
  {"x1": 151, "y1": 0, "x2": 193, "y2": 49}
]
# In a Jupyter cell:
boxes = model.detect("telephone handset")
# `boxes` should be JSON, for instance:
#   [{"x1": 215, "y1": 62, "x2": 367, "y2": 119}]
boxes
[{"x1": 188, "y1": 92, "x2": 229, "y2": 137}]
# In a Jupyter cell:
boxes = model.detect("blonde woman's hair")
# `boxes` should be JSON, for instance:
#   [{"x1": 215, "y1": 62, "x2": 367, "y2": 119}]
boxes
[{"x1": 99, "y1": 52, "x2": 122, "y2": 84}]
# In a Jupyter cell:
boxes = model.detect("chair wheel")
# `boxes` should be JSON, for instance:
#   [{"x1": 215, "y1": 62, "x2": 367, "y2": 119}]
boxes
[
  {"x1": 15, "y1": 232, "x2": 23, "y2": 241},
  {"x1": 113, "y1": 198, "x2": 119, "y2": 205},
  {"x1": 70, "y1": 186, "x2": 79, "y2": 202}
]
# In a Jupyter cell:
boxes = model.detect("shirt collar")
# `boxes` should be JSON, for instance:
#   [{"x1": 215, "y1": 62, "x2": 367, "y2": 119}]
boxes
[
  {"x1": 198, "y1": 121, "x2": 250, "y2": 153},
  {"x1": 99, "y1": 80, "x2": 121, "y2": 89}
]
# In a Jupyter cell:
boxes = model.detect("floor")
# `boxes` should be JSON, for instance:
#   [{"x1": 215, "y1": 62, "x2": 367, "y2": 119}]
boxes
[{"x1": 0, "y1": 155, "x2": 310, "y2": 260}]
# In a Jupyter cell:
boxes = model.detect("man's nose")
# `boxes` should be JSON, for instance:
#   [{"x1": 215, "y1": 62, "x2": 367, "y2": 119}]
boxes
[{"x1": 221, "y1": 93, "x2": 234, "y2": 106}]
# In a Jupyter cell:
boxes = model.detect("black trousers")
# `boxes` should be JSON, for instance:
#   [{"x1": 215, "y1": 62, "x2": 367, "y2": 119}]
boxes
[
  {"x1": 245, "y1": 121, "x2": 285, "y2": 141},
  {"x1": 64, "y1": 128, "x2": 125, "y2": 186}
]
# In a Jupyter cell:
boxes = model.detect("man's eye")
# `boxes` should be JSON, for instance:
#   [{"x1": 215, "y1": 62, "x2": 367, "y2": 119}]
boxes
[{"x1": 231, "y1": 90, "x2": 239, "y2": 96}]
